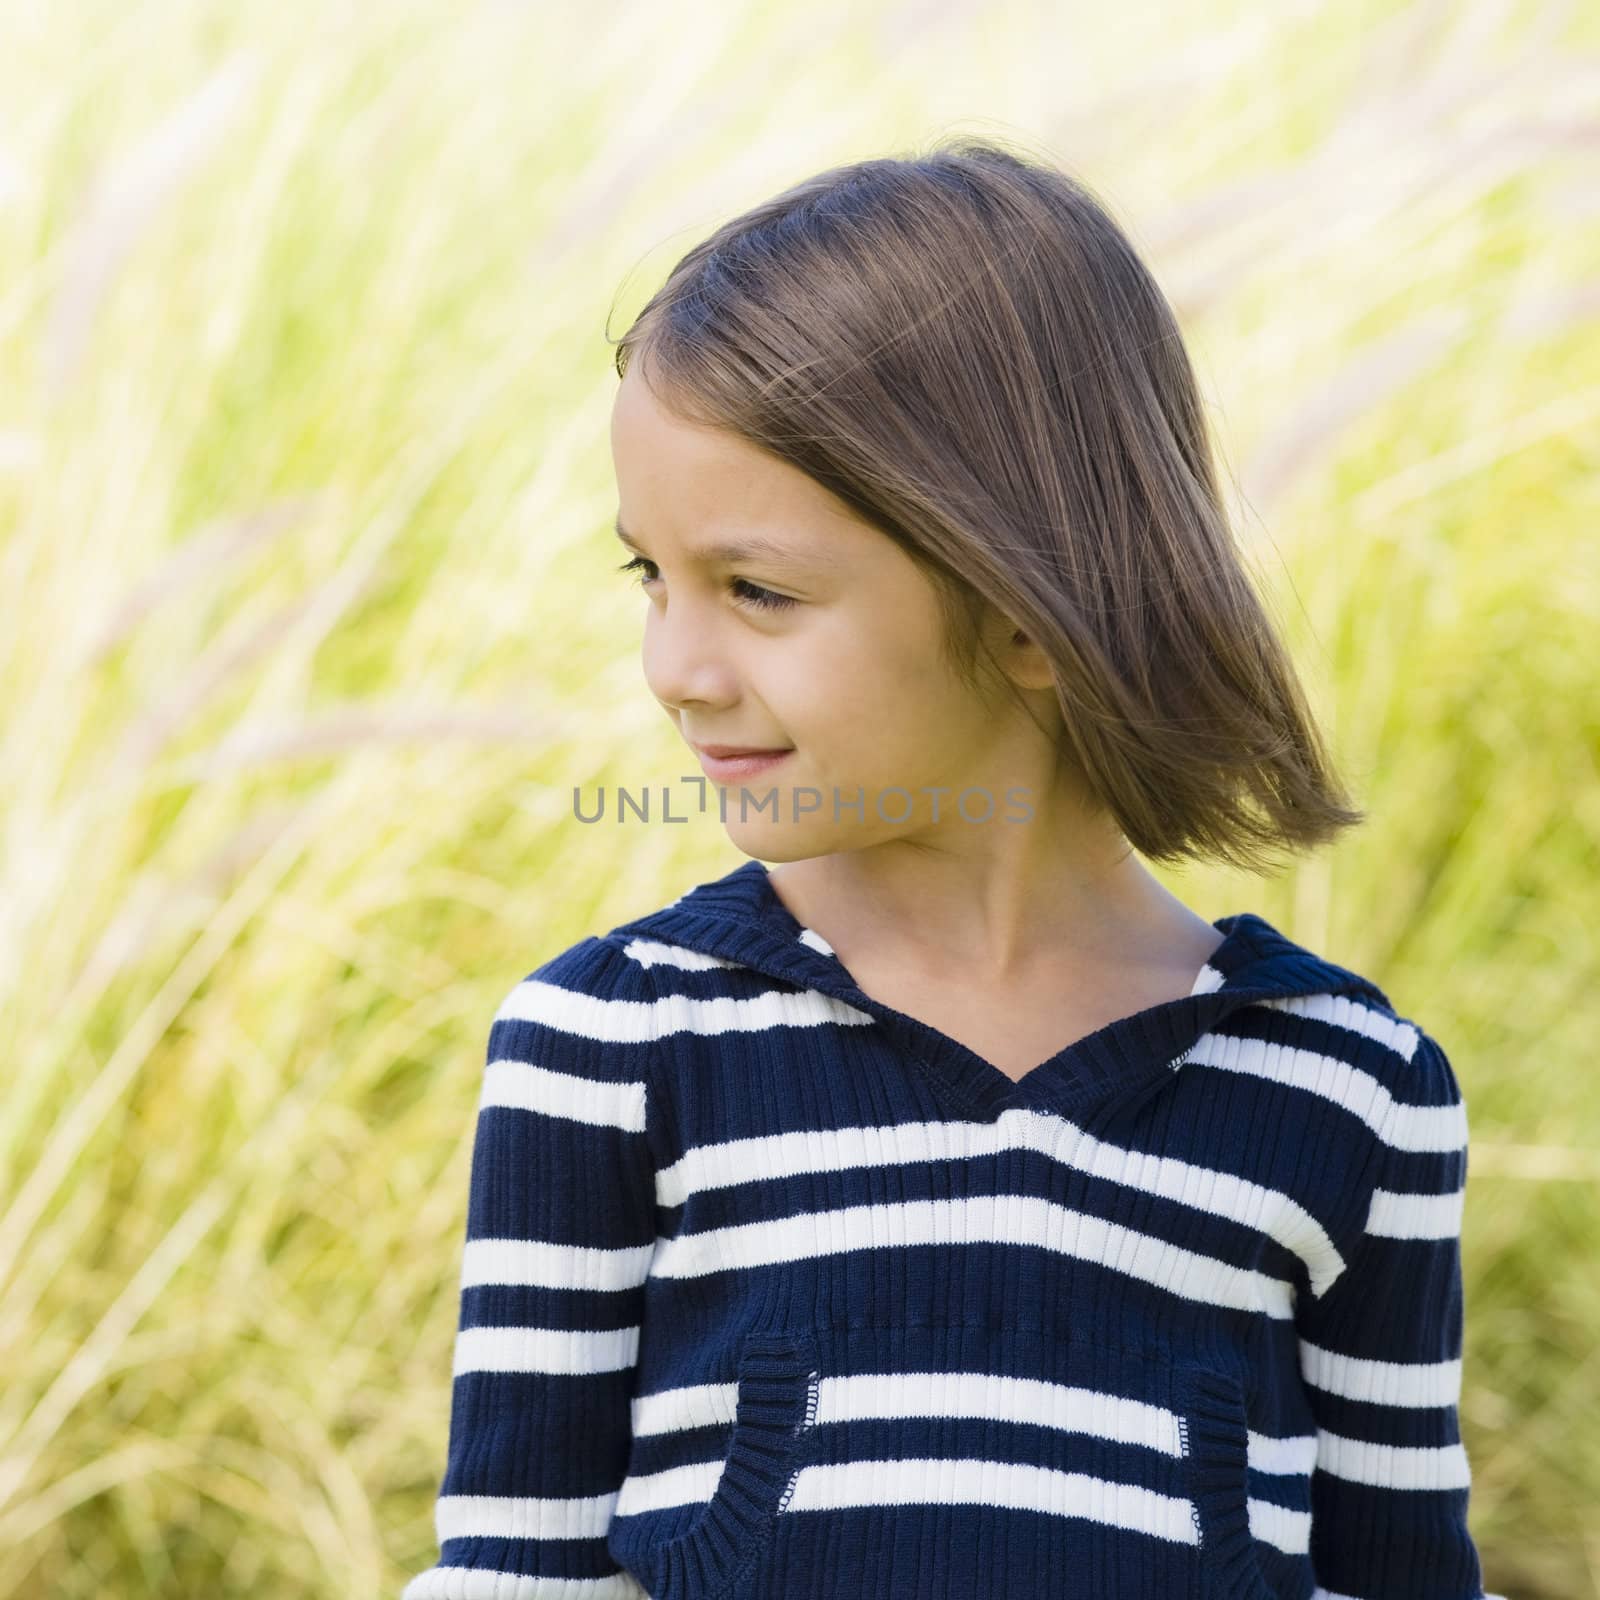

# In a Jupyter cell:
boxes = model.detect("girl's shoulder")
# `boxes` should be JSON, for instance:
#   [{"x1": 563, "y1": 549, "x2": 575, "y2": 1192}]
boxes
[{"x1": 502, "y1": 929, "x2": 622, "y2": 988}]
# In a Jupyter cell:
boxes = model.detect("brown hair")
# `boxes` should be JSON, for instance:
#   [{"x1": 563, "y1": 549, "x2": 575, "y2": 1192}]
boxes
[{"x1": 608, "y1": 134, "x2": 1366, "y2": 876}]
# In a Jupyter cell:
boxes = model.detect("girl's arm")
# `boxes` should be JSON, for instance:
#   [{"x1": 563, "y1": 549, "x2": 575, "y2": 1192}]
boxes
[
  {"x1": 1293, "y1": 1027, "x2": 1502, "y2": 1600},
  {"x1": 402, "y1": 940, "x2": 656, "y2": 1599}
]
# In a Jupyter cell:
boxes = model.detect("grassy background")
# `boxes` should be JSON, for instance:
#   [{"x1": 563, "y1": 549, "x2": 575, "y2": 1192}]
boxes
[{"x1": 1, "y1": 0, "x2": 1596, "y2": 1594}]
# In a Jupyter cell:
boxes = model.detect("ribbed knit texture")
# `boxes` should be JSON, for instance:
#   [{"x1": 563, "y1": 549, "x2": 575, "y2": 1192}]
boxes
[{"x1": 402, "y1": 859, "x2": 1501, "y2": 1600}]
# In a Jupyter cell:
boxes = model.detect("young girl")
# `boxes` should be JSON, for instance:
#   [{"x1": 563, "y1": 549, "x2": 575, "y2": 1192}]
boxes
[{"x1": 403, "y1": 139, "x2": 1498, "y2": 1600}]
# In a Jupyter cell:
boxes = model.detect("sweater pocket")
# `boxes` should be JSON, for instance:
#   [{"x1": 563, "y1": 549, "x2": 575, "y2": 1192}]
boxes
[
  {"x1": 609, "y1": 1330, "x2": 820, "y2": 1600},
  {"x1": 734, "y1": 1321, "x2": 1275, "y2": 1600},
  {"x1": 1178, "y1": 1364, "x2": 1281, "y2": 1600}
]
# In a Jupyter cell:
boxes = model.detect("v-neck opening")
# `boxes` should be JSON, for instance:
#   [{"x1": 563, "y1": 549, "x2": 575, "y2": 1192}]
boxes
[
  {"x1": 742, "y1": 859, "x2": 1255, "y2": 1123},
  {"x1": 615, "y1": 860, "x2": 1362, "y2": 1127}
]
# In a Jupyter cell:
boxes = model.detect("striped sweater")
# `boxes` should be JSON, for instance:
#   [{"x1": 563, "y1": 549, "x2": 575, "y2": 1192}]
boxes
[{"x1": 403, "y1": 857, "x2": 1500, "y2": 1600}]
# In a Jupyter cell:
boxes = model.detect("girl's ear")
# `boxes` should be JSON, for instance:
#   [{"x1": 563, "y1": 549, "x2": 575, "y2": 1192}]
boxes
[
  {"x1": 997, "y1": 621, "x2": 1057, "y2": 693},
  {"x1": 964, "y1": 597, "x2": 1056, "y2": 703}
]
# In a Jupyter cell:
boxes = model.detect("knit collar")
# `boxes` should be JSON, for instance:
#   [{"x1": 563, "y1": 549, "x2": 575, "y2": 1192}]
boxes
[{"x1": 610, "y1": 857, "x2": 1392, "y2": 1125}]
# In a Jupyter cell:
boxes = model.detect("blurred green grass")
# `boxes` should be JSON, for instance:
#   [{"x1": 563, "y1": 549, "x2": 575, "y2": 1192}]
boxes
[{"x1": 0, "y1": 0, "x2": 1596, "y2": 1595}]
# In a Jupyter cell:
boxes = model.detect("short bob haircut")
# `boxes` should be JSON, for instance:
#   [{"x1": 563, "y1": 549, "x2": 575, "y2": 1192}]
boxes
[{"x1": 609, "y1": 135, "x2": 1366, "y2": 877}]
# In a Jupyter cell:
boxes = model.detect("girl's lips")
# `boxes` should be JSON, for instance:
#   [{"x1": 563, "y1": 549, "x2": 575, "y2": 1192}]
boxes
[{"x1": 694, "y1": 748, "x2": 794, "y2": 783}]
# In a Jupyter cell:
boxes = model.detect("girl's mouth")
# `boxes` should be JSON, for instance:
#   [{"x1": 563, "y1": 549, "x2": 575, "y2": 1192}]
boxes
[{"x1": 692, "y1": 748, "x2": 794, "y2": 783}]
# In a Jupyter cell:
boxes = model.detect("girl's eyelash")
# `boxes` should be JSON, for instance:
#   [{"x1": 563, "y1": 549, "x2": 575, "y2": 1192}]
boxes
[{"x1": 615, "y1": 554, "x2": 797, "y2": 612}]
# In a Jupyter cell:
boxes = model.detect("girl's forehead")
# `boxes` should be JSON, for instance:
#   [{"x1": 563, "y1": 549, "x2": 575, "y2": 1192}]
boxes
[{"x1": 611, "y1": 370, "x2": 919, "y2": 580}]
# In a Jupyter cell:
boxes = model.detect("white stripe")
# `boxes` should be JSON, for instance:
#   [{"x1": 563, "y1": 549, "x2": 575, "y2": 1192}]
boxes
[
  {"x1": 1253, "y1": 992, "x2": 1419, "y2": 1059},
  {"x1": 649, "y1": 1195, "x2": 1295, "y2": 1318},
  {"x1": 453, "y1": 1322, "x2": 639, "y2": 1377},
  {"x1": 493, "y1": 978, "x2": 658, "y2": 1041},
  {"x1": 620, "y1": 937, "x2": 744, "y2": 971},
  {"x1": 1185, "y1": 1032, "x2": 1467, "y2": 1153},
  {"x1": 649, "y1": 984, "x2": 877, "y2": 1036},
  {"x1": 1366, "y1": 1184, "x2": 1465, "y2": 1240},
  {"x1": 1190, "y1": 962, "x2": 1227, "y2": 996},
  {"x1": 633, "y1": 1368, "x2": 1319, "y2": 1481},
  {"x1": 1313, "y1": 1591, "x2": 1505, "y2": 1600},
  {"x1": 614, "y1": 1456, "x2": 725, "y2": 1515},
  {"x1": 1247, "y1": 1494, "x2": 1311, "y2": 1554},
  {"x1": 1299, "y1": 1338, "x2": 1463, "y2": 1408},
  {"x1": 1314, "y1": 1427, "x2": 1473, "y2": 1490},
  {"x1": 632, "y1": 1377, "x2": 739, "y2": 1438},
  {"x1": 619, "y1": 1459, "x2": 1314, "y2": 1558},
  {"x1": 496, "y1": 975, "x2": 875, "y2": 1041},
  {"x1": 1247, "y1": 1427, "x2": 1319, "y2": 1476},
  {"x1": 402, "y1": 1567, "x2": 643, "y2": 1599},
  {"x1": 631, "y1": 1369, "x2": 1181, "y2": 1457},
  {"x1": 481, "y1": 1058, "x2": 647, "y2": 1132},
  {"x1": 462, "y1": 1236, "x2": 654, "y2": 1294},
  {"x1": 435, "y1": 1488, "x2": 619, "y2": 1542},
  {"x1": 816, "y1": 1370, "x2": 1184, "y2": 1455},
  {"x1": 643, "y1": 896, "x2": 835, "y2": 960},
  {"x1": 780, "y1": 1457, "x2": 1199, "y2": 1543},
  {"x1": 656, "y1": 1108, "x2": 1346, "y2": 1295}
]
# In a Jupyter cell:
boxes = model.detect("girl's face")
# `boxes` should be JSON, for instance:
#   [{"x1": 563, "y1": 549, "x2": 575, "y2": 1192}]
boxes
[{"x1": 608, "y1": 365, "x2": 1059, "y2": 861}]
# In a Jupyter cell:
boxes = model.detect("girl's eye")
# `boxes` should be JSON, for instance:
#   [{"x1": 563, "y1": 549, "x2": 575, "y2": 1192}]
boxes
[{"x1": 615, "y1": 554, "x2": 797, "y2": 612}]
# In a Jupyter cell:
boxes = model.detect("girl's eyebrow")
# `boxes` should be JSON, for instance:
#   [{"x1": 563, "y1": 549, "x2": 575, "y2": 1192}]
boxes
[{"x1": 614, "y1": 515, "x2": 832, "y2": 573}]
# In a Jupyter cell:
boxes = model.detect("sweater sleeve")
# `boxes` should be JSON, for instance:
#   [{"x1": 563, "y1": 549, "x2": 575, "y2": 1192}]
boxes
[
  {"x1": 402, "y1": 938, "x2": 656, "y2": 1600},
  {"x1": 1293, "y1": 1025, "x2": 1504, "y2": 1600}
]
